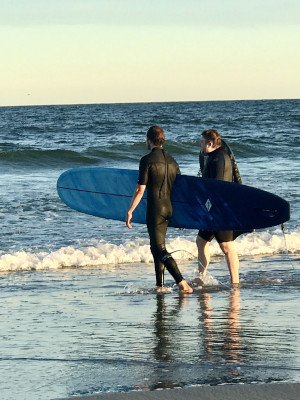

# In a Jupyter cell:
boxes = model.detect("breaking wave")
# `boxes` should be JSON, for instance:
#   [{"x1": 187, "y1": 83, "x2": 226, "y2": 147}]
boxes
[{"x1": 0, "y1": 230, "x2": 298, "y2": 273}]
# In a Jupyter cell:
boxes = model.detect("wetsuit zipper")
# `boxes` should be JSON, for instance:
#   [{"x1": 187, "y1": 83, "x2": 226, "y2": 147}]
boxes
[{"x1": 158, "y1": 149, "x2": 168, "y2": 199}]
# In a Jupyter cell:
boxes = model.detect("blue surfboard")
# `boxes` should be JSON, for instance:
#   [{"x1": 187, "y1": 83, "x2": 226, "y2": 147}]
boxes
[{"x1": 57, "y1": 167, "x2": 289, "y2": 230}]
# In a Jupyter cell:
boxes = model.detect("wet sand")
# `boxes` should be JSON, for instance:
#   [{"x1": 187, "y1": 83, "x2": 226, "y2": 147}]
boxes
[{"x1": 56, "y1": 382, "x2": 300, "y2": 400}]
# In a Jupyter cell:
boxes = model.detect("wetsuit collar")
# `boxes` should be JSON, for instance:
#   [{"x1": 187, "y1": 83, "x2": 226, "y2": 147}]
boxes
[{"x1": 209, "y1": 146, "x2": 222, "y2": 156}]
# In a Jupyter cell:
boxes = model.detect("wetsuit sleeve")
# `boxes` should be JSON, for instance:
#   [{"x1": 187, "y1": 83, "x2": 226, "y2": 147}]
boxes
[{"x1": 137, "y1": 156, "x2": 149, "y2": 185}]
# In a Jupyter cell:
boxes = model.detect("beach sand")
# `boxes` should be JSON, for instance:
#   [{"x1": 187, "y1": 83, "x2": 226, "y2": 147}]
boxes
[{"x1": 56, "y1": 382, "x2": 300, "y2": 400}]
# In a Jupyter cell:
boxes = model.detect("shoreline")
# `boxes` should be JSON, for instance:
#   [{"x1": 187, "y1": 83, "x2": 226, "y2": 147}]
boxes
[{"x1": 56, "y1": 382, "x2": 300, "y2": 400}]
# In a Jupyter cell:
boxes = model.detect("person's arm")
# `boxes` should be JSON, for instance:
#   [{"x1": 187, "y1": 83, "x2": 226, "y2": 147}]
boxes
[{"x1": 126, "y1": 184, "x2": 146, "y2": 229}]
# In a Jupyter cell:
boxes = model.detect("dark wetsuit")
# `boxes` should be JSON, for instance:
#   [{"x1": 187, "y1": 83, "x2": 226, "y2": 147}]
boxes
[
  {"x1": 138, "y1": 147, "x2": 183, "y2": 287},
  {"x1": 201, "y1": 145, "x2": 234, "y2": 182},
  {"x1": 198, "y1": 142, "x2": 244, "y2": 243},
  {"x1": 199, "y1": 140, "x2": 242, "y2": 184}
]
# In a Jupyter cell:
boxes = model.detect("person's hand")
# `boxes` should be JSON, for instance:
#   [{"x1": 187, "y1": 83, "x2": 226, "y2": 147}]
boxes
[{"x1": 126, "y1": 211, "x2": 133, "y2": 229}]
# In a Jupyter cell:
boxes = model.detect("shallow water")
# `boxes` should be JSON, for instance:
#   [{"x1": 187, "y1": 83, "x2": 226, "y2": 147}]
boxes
[{"x1": 0, "y1": 254, "x2": 299, "y2": 400}]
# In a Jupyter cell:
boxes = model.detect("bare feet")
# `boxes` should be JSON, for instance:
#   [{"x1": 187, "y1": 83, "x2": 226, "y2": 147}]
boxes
[
  {"x1": 178, "y1": 280, "x2": 193, "y2": 294},
  {"x1": 155, "y1": 286, "x2": 169, "y2": 293}
]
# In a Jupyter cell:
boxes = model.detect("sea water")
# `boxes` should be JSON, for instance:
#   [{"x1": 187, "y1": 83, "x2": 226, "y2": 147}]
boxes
[{"x1": 0, "y1": 100, "x2": 299, "y2": 399}]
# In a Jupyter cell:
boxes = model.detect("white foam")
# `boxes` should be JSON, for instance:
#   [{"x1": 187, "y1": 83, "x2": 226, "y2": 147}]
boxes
[
  {"x1": 0, "y1": 230, "x2": 299, "y2": 273},
  {"x1": 0, "y1": 241, "x2": 153, "y2": 272},
  {"x1": 191, "y1": 270, "x2": 220, "y2": 286},
  {"x1": 234, "y1": 229, "x2": 300, "y2": 256}
]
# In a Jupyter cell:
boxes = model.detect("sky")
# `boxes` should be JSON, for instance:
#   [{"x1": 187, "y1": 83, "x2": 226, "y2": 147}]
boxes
[{"x1": 1, "y1": 0, "x2": 299, "y2": 106}]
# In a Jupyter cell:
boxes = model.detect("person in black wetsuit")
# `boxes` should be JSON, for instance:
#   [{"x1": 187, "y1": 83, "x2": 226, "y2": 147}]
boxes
[
  {"x1": 197, "y1": 129, "x2": 242, "y2": 287},
  {"x1": 126, "y1": 126, "x2": 193, "y2": 294}
]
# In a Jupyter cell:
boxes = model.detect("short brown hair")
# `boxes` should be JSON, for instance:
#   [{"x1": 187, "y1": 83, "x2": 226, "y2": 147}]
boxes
[
  {"x1": 201, "y1": 129, "x2": 221, "y2": 148},
  {"x1": 146, "y1": 126, "x2": 165, "y2": 146}
]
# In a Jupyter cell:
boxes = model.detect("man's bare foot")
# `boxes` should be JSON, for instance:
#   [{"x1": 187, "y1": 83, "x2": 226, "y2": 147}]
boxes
[
  {"x1": 178, "y1": 280, "x2": 193, "y2": 293},
  {"x1": 156, "y1": 286, "x2": 169, "y2": 293}
]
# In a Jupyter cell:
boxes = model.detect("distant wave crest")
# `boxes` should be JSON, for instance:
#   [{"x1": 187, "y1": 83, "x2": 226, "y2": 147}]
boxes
[{"x1": 0, "y1": 149, "x2": 98, "y2": 167}]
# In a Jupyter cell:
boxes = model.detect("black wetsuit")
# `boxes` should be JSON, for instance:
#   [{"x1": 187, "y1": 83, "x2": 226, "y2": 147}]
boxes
[
  {"x1": 201, "y1": 146, "x2": 234, "y2": 181},
  {"x1": 199, "y1": 140, "x2": 242, "y2": 183},
  {"x1": 138, "y1": 147, "x2": 183, "y2": 286},
  {"x1": 198, "y1": 143, "x2": 243, "y2": 243}
]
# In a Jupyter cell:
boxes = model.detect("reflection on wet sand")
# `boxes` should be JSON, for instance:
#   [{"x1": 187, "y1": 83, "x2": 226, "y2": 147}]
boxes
[
  {"x1": 151, "y1": 295, "x2": 180, "y2": 390},
  {"x1": 224, "y1": 290, "x2": 242, "y2": 362},
  {"x1": 153, "y1": 294, "x2": 174, "y2": 363},
  {"x1": 151, "y1": 290, "x2": 242, "y2": 389},
  {"x1": 198, "y1": 290, "x2": 242, "y2": 363}
]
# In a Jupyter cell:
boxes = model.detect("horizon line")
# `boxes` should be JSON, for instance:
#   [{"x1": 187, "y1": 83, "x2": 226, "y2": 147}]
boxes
[{"x1": 1, "y1": 97, "x2": 299, "y2": 108}]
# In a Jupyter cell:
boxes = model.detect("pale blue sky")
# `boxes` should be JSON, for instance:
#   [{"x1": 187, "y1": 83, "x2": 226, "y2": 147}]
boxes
[{"x1": 1, "y1": 0, "x2": 299, "y2": 106}]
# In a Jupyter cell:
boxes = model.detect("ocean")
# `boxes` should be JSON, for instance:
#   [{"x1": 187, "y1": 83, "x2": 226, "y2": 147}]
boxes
[{"x1": 0, "y1": 99, "x2": 299, "y2": 399}]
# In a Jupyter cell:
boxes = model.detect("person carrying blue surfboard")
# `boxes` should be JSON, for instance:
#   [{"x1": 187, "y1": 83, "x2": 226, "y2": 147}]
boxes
[
  {"x1": 126, "y1": 126, "x2": 193, "y2": 294},
  {"x1": 197, "y1": 129, "x2": 243, "y2": 288}
]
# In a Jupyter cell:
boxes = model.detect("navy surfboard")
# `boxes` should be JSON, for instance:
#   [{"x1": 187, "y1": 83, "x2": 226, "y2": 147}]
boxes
[{"x1": 57, "y1": 167, "x2": 289, "y2": 231}]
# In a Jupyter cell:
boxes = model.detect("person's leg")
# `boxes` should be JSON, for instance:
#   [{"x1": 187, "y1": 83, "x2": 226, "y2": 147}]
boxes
[
  {"x1": 149, "y1": 217, "x2": 193, "y2": 293},
  {"x1": 148, "y1": 216, "x2": 166, "y2": 289},
  {"x1": 219, "y1": 240, "x2": 239, "y2": 286},
  {"x1": 151, "y1": 246, "x2": 193, "y2": 293},
  {"x1": 148, "y1": 217, "x2": 167, "y2": 289},
  {"x1": 151, "y1": 248, "x2": 165, "y2": 288},
  {"x1": 196, "y1": 235, "x2": 210, "y2": 277}
]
